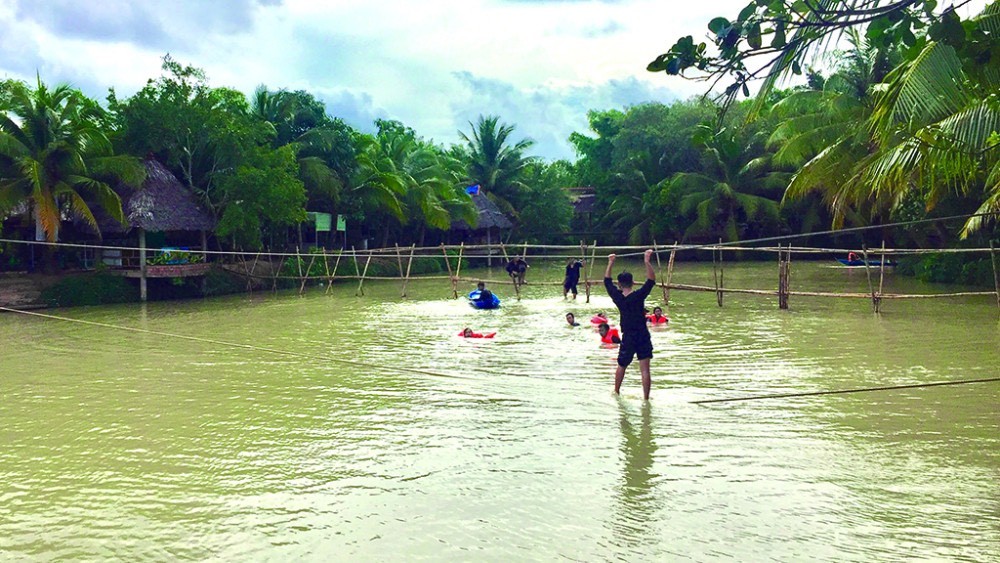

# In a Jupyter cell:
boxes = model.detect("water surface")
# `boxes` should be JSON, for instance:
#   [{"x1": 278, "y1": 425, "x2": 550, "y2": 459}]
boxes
[{"x1": 1, "y1": 261, "x2": 997, "y2": 561}]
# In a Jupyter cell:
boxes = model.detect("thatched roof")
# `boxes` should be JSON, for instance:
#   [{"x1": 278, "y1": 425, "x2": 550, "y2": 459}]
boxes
[
  {"x1": 452, "y1": 191, "x2": 513, "y2": 231},
  {"x1": 98, "y1": 159, "x2": 216, "y2": 233}
]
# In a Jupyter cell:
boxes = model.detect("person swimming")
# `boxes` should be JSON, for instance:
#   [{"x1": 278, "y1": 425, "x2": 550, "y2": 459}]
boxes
[
  {"x1": 647, "y1": 306, "x2": 669, "y2": 324},
  {"x1": 566, "y1": 312, "x2": 580, "y2": 327},
  {"x1": 598, "y1": 322, "x2": 621, "y2": 344}
]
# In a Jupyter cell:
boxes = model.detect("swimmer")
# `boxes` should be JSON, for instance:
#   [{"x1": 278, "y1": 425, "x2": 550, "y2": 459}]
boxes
[
  {"x1": 598, "y1": 322, "x2": 621, "y2": 344},
  {"x1": 566, "y1": 312, "x2": 580, "y2": 327}
]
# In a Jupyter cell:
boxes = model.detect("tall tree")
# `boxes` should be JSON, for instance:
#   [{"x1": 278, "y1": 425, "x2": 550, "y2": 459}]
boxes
[
  {"x1": 0, "y1": 77, "x2": 144, "y2": 242},
  {"x1": 459, "y1": 115, "x2": 535, "y2": 217}
]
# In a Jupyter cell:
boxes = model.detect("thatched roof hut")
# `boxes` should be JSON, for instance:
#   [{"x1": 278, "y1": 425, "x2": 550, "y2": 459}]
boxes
[
  {"x1": 98, "y1": 158, "x2": 215, "y2": 234},
  {"x1": 451, "y1": 191, "x2": 513, "y2": 232}
]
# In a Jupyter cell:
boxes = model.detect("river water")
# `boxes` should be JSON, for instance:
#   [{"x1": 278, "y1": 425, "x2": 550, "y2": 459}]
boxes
[{"x1": 1, "y1": 261, "x2": 997, "y2": 561}]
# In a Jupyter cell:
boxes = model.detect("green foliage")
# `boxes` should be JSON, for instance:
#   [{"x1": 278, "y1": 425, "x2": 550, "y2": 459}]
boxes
[
  {"x1": 41, "y1": 272, "x2": 137, "y2": 307},
  {"x1": 216, "y1": 145, "x2": 307, "y2": 249},
  {"x1": 515, "y1": 160, "x2": 575, "y2": 243},
  {"x1": 147, "y1": 250, "x2": 204, "y2": 266},
  {"x1": 460, "y1": 115, "x2": 535, "y2": 218},
  {"x1": 896, "y1": 253, "x2": 997, "y2": 286},
  {"x1": 0, "y1": 77, "x2": 144, "y2": 243}
]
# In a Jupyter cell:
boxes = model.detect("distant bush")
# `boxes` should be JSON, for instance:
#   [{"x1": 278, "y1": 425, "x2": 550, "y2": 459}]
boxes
[
  {"x1": 41, "y1": 272, "x2": 137, "y2": 307},
  {"x1": 896, "y1": 253, "x2": 995, "y2": 286}
]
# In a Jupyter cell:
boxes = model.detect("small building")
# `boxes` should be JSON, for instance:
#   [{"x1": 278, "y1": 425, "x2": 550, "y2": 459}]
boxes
[
  {"x1": 94, "y1": 158, "x2": 217, "y2": 300},
  {"x1": 450, "y1": 189, "x2": 513, "y2": 246}
]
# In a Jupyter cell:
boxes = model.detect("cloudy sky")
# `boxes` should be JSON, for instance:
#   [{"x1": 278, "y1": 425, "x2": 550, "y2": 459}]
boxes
[{"x1": 0, "y1": 0, "x2": 749, "y2": 160}]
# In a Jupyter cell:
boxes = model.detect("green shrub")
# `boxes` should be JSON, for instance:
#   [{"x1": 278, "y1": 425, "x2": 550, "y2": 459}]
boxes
[
  {"x1": 896, "y1": 253, "x2": 995, "y2": 286},
  {"x1": 41, "y1": 272, "x2": 137, "y2": 307}
]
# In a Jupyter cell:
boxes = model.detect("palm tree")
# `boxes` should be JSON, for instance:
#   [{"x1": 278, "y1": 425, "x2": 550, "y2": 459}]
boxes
[
  {"x1": 0, "y1": 77, "x2": 144, "y2": 242},
  {"x1": 859, "y1": 3, "x2": 1000, "y2": 237},
  {"x1": 660, "y1": 126, "x2": 786, "y2": 242},
  {"x1": 772, "y1": 30, "x2": 900, "y2": 228},
  {"x1": 459, "y1": 115, "x2": 534, "y2": 217}
]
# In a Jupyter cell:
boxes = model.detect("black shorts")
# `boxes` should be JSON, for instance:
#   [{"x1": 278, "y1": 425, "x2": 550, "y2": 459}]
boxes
[
  {"x1": 617, "y1": 330, "x2": 653, "y2": 367},
  {"x1": 563, "y1": 280, "x2": 578, "y2": 294}
]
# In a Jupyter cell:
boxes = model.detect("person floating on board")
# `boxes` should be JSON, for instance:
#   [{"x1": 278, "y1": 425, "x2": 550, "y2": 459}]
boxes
[
  {"x1": 460, "y1": 327, "x2": 496, "y2": 338},
  {"x1": 566, "y1": 312, "x2": 580, "y2": 327},
  {"x1": 647, "y1": 306, "x2": 669, "y2": 325},
  {"x1": 598, "y1": 322, "x2": 621, "y2": 344},
  {"x1": 605, "y1": 250, "x2": 656, "y2": 400},
  {"x1": 516, "y1": 257, "x2": 529, "y2": 285},
  {"x1": 563, "y1": 258, "x2": 583, "y2": 299},
  {"x1": 475, "y1": 281, "x2": 494, "y2": 305}
]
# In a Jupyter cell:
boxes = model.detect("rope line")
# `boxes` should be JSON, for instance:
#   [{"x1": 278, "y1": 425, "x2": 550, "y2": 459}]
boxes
[
  {"x1": 0, "y1": 306, "x2": 470, "y2": 381},
  {"x1": 690, "y1": 377, "x2": 1000, "y2": 404},
  {"x1": 1, "y1": 210, "x2": 997, "y2": 261}
]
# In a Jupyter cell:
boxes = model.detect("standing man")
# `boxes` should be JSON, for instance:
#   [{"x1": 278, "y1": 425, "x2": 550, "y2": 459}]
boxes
[
  {"x1": 604, "y1": 250, "x2": 656, "y2": 400},
  {"x1": 563, "y1": 258, "x2": 583, "y2": 299}
]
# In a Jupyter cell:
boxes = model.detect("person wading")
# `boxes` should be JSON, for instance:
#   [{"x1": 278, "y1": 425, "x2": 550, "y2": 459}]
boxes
[{"x1": 604, "y1": 250, "x2": 656, "y2": 400}]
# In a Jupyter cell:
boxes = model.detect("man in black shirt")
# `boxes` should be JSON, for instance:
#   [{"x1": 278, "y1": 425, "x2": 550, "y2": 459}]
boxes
[
  {"x1": 604, "y1": 250, "x2": 656, "y2": 400},
  {"x1": 563, "y1": 258, "x2": 583, "y2": 299}
]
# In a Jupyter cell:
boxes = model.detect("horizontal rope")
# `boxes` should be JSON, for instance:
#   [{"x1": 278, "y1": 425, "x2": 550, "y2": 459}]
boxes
[{"x1": 691, "y1": 376, "x2": 1000, "y2": 404}]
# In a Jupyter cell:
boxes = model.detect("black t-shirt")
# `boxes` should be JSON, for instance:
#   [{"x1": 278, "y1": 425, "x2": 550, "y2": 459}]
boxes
[
  {"x1": 565, "y1": 262, "x2": 582, "y2": 282},
  {"x1": 605, "y1": 277, "x2": 655, "y2": 333},
  {"x1": 505, "y1": 261, "x2": 517, "y2": 274}
]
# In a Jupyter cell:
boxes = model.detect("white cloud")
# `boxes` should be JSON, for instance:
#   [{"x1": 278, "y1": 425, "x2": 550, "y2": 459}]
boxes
[{"x1": 0, "y1": 0, "x2": 748, "y2": 158}]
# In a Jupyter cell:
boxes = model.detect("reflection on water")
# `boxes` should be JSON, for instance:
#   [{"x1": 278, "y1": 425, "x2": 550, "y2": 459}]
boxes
[
  {"x1": 613, "y1": 399, "x2": 658, "y2": 553},
  {"x1": 0, "y1": 262, "x2": 997, "y2": 561}
]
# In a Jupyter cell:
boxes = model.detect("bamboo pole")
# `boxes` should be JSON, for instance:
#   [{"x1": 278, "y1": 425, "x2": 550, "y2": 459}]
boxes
[
  {"x1": 271, "y1": 255, "x2": 285, "y2": 293},
  {"x1": 299, "y1": 254, "x2": 316, "y2": 296},
  {"x1": 454, "y1": 242, "x2": 465, "y2": 298},
  {"x1": 395, "y1": 243, "x2": 405, "y2": 296},
  {"x1": 712, "y1": 241, "x2": 721, "y2": 307},
  {"x1": 862, "y1": 246, "x2": 877, "y2": 313},
  {"x1": 586, "y1": 239, "x2": 598, "y2": 303},
  {"x1": 992, "y1": 241, "x2": 1000, "y2": 310},
  {"x1": 326, "y1": 250, "x2": 343, "y2": 295},
  {"x1": 356, "y1": 254, "x2": 372, "y2": 296},
  {"x1": 877, "y1": 240, "x2": 887, "y2": 314},
  {"x1": 498, "y1": 241, "x2": 519, "y2": 299},
  {"x1": 322, "y1": 253, "x2": 331, "y2": 294},
  {"x1": 718, "y1": 238, "x2": 725, "y2": 307},
  {"x1": 665, "y1": 244, "x2": 676, "y2": 307},
  {"x1": 653, "y1": 239, "x2": 667, "y2": 304},
  {"x1": 441, "y1": 244, "x2": 455, "y2": 299},
  {"x1": 401, "y1": 244, "x2": 416, "y2": 298}
]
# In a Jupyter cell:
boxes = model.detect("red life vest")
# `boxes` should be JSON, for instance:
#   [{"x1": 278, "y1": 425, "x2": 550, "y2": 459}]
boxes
[
  {"x1": 459, "y1": 331, "x2": 496, "y2": 339},
  {"x1": 601, "y1": 327, "x2": 621, "y2": 344},
  {"x1": 647, "y1": 314, "x2": 669, "y2": 324}
]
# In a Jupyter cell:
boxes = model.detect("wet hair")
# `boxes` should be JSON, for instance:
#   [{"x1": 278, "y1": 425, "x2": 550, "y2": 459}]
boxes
[
  {"x1": 653, "y1": 306, "x2": 663, "y2": 315},
  {"x1": 617, "y1": 271, "x2": 634, "y2": 288},
  {"x1": 477, "y1": 281, "x2": 485, "y2": 289},
  {"x1": 598, "y1": 322, "x2": 610, "y2": 334},
  {"x1": 463, "y1": 327, "x2": 473, "y2": 336},
  {"x1": 565, "y1": 312, "x2": 575, "y2": 319}
]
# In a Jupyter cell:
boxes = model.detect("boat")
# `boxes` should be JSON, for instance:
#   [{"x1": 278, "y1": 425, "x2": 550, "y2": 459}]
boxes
[
  {"x1": 468, "y1": 290, "x2": 501, "y2": 309},
  {"x1": 836, "y1": 258, "x2": 896, "y2": 267}
]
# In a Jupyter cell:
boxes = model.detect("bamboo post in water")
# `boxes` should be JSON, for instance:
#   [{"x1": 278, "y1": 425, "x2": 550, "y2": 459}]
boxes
[
  {"x1": 586, "y1": 239, "x2": 598, "y2": 303},
  {"x1": 712, "y1": 240, "x2": 722, "y2": 307},
  {"x1": 877, "y1": 240, "x2": 887, "y2": 313},
  {"x1": 498, "y1": 241, "x2": 519, "y2": 300},
  {"x1": 441, "y1": 244, "x2": 455, "y2": 298},
  {"x1": 453, "y1": 243, "x2": 465, "y2": 298},
  {"x1": 992, "y1": 241, "x2": 1000, "y2": 310},
  {"x1": 777, "y1": 248, "x2": 784, "y2": 310},
  {"x1": 395, "y1": 243, "x2": 404, "y2": 290},
  {"x1": 272, "y1": 255, "x2": 286, "y2": 294},
  {"x1": 326, "y1": 250, "x2": 343, "y2": 295},
  {"x1": 356, "y1": 252, "x2": 372, "y2": 296},
  {"x1": 322, "y1": 252, "x2": 331, "y2": 295},
  {"x1": 718, "y1": 238, "x2": 725, "y2": 307},
  {"x1": 299, "y1": 254, "x2": 316, "y2": 296},
  {"x1": 401, "y1": 244, "x2": 416, "y2": 298},
  {"x1": 862, "y1": 246, "x2": 877, "y2": 313},
  {"x1": 665, "y1": 243, "x2": 677, "y2": 307},
  {"x1": 653, "y1": 239, "x2": 666, "y2": 305}
]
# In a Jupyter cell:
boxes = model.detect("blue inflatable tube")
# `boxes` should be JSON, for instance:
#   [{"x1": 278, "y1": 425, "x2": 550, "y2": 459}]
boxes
[{"x1": 468, "y1": 290, "x2": 501, "y2": 309}]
